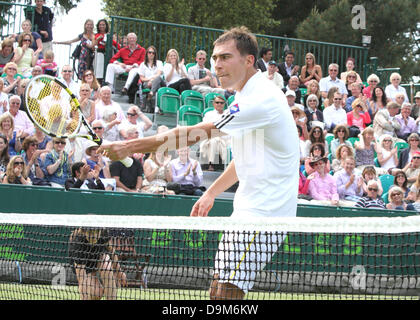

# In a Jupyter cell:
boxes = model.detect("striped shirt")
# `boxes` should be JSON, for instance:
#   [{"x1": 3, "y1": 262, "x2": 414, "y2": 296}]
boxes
[{"x1": 355, "y1": 196, "x2": 386, "y2": 209}]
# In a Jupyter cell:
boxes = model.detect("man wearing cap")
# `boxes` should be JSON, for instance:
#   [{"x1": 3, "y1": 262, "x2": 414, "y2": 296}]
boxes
[
  {"x1": 282, "y1": 76, "x2": 301, "y2": 104},
  {"x1": 411, "y1": 92, "x2": 420, "y2": 120},
  {"x1": 262, "y1": 61, "x2": 284, "y2": 89},
  {"x1": 285, "y1": 90, "x2": 304, "y2": 111},
  {"x1": 307, "y1": 156, "x2": 339, "y2": 206}
]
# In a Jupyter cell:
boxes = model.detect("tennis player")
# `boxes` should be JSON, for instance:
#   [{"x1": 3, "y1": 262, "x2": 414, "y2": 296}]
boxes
[{"x1": 98, "y1": 26, "x2": 299, "y2": 299}]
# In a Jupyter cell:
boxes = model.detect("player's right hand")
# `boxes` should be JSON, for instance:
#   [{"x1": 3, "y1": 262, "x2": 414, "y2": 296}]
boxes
[{"x1": 190, "y1": 192, "x2": 215, "y2": 217}]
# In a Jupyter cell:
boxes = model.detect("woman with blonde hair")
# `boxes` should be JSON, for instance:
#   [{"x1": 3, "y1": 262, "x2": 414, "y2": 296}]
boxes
[
  {"x1": 354, "y1": 127, "x2": 378, "y2": 170},
  {"x1": 0, "y1": 39, "x2": 15, "y2": 74},
  {"x1": 299, "y1": 53, "x2": 322, "y2": 86},
  {"x1": 330, "y1": 125, "x2": 353, "y2": 160},
  {"x1": 387, "y1": 186, "x2": 414, "y2": 211},
  {"x1": 3, "y1": 62, "x2": 21, "y2": 96},
  {"x1": 13, "y1": 32, "x2": 39, "y2": 77},
  {"x1": 81, "y1": 69, "x2": 100, "y2": 101},
  {"x1": 163, "y1": 48, "x2": 191, "y2": 93},
  {"x1": 303, "y1": 80, "x2": 322, "y2": 108},
  {"x1": 2, "y1": 154, "x2": 31, "y2": 185},
  {"x1": 0, "y1": 112, "x2": 22, "y2": 156},
  {"x1": 78, "y1": 83, "x2": 95, "y2": 124},
  {"x1": 377, "y1": 134, "x2": 398, "y2": 171},
  {"x1": 323, "y1": 87, "x2": 339, "y2": 109},
  {"x1": 363, "y1": 74, "x2": 380, "y2": 99},
  {"x1": 332, "y1": 144, "x2": 354, "y2": 173},
  {"x1": 346, "y1": 97, "x2": 371, "y2": 132}
]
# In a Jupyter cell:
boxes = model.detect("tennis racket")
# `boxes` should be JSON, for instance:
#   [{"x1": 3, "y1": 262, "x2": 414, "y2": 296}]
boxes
[{"x1": 24, "y1": 75, "x2": 133, "y2": 167}]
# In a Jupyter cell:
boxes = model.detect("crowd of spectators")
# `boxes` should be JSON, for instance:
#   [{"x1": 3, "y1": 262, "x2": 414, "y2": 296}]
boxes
[{"x1": 1, "y1": 4, "x2": 419, "y2": 212}]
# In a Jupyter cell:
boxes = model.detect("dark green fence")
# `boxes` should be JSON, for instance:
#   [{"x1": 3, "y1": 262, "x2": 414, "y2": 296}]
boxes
[
  {"x1": 0, "y1": 1, "x2": 34, "y2": 39},
  {"x1": 106, "y1": 16, "x2": 369, "y2": 81}
]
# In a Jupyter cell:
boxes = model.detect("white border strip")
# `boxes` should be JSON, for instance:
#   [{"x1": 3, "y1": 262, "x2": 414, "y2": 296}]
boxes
[{"x1": 0, "y1": 214, "x2": 419, "y2": 233}]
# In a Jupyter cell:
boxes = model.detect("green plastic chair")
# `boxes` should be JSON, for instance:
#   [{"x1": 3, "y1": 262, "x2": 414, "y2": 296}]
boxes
[
  {"x1": 227, "y1": 95, "x2": 235, "y2": 107},
  {"x1": 205, "y1": 92, "x2": 224, "y2": 109},
  {"x1": 181, "y1": 90, "x2": 205, "y2": 112},
  {"x1": 154, "y1": 87, "x2": 181, "y2": 128},
  {"x1": 347, "y1": 137, "x2": 360, "y2": 147},
  {"x1": 185, "y1": 63, "x2": 196, "y2": 71},
  {"x1": 382, "y1": 191, "x2": 389, "y2": 205},
  {"x1": 325, "y1": 134, "x2": 334, "y2": 153},
  {"x1": 374, "y1": 157, "x2": 381, "y2": 167},
  {"x1": 379, "y1": 174, "x2": 395, "y2": 194},
  {"x1": 177, "y1": 105, "x2": 203, "y2": 126},
  {"x1": 395, "y1": 141, "x2": 409, "y2": 157}
]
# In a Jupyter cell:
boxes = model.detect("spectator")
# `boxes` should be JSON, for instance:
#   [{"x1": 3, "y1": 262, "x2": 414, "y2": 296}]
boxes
[
  {"x1": 332, "y1": 144, "x2": 355, "y2": 174},
  {"x1": 385, "y1": 72, "x2": 409, "y2": 103},
  {"x1": 30, "y1": 65, "x2": 43, "y2": 78},
  {"x1": 344, "y1": 71, "x2": 361, "y2": 100},
  {"x1": 8, "y1": 95, "x2": 34, "y2": 138},
  {"x1": 396, "y1": 103, "x2": 417, "y2": 140},
  {"x1": 109, "y1": 127, "x2": 144, "y2": 193},
  {"x1": 168, "y1": 147, "x2": 205, "y2": 196},
  {"x1": 142, "y1": 148, "x2": 174, "y2": 194},
  {"x1": 43, "y1": 137, "x2": 72, "y2": 188},
  {"x1": 354, "y1": 127, "x2": 378, "y2": 170},
  {"x1": 0, "y1": 79, "x2": 9, "y2": 115},
  {"x1": 94, "y1": 19, "x2": 120, "y2": 54},
  {"x1": 10, "y1": 20, "x2": 43, "y2": 58},
  {"x1": 81, "y1": 70, "x2": 100, "y2": 101},
  {"x1": 78, "y1": 83, "x2": 95, "y2": 124},
  {"x1": 411, "y1": 92, "x2": 420, "y2": 119},
  {"x1": 55, "y1": 19, "x2": 95, "y2": 80},
  {"x1": 363, "y1": 74, "x2": 380, "y2": 99},
  {"x1": 188, "y1": 50, "x2": 224, "y2": 96},
  {"x1": 102, "y1": 108, "x2": 121, "y2": 142},
  {"x1": 392, "y1": 170, "x2": 410, "y2": 199},
  {"x1": 0, "y1": 39, "x2": 15, "y2": 74},
  {"x1": 304, "y1": 94, "x2": 324, "y2": 132},
  {"x1": 355, "y1": 180, "x2": 386, "y2": 209},
  {"x1": 304, "y1": 143, "x2": 330, "y2": 175},
  {"x1": 372, "y1": 102, "x2": 401, "y2": 140},
  {"x1": 387, "y1": 186, "x2": 414, "y2": 211},
  {"x1": 299, "y1": 52, "x2": 322, "y2": 86},
  {"x1": 21, "y1": 136, "x2": 49, "y2": 186},
  {"x1": 345, "y1": 82, "x2": 365, "y2": 112},
  {"x1": 137, "y1": 45, "x2": 165, "y2": 107},
  {"x1": 285, "y1": 90, "x2": 304, "y2": 111},
  {"x1": 119, "y1": 105, "x2": 152, "y2": 139},
  {"x1": 95, "y1": 86, "x2": 126, "y2": 122},
  {"x1": 262, "y1": 61, "x2": 284, "y2": 90},
  {"x1": 65, "y1": 161, "x2": 105, "y2": 191},
  {"x1": 2, "y1": 154, "x2": 31, "y2": 185},
  {"x1": 303, "y1": 126, "x2": 328, "y2": 158},
  {"x1": 163, "y1": 48, "x2": 192, "y2": 94},
  {"x1": 397, "y1": 133, "x2": 420, "y2": 171},
  {"x1": 402, "y1": 151, "x2": 420, "y2": 187},
  {"x1": 104, "y1": 33, "x2": 145, "y2": 93},
  {"x1": 282, "y1": 76, "x2": 301, "y2": 104},
  {"x1": 14, "y1": 33, "x2": 39, "y2": 77},
  {"x1": 26, "y1": 0, "x2": 54, "y2": 56},
  {"x1": 361, "y1": 166, "x2": 383, "y2": 196},
  {"x1": 377, "y1": 134, "x2": 398, "y2": 172},
  {"x1": 58, "y1": 65, "x2": 80, "y2": 98},
  {"x1": 33, "y1": 127, "x2": 52, "y2": 154},
  {"x1": 298, "y1": 170, "x2": 311, "y2": 201},
  {"x1": 0, "y1": 133, "x2": 10, "y2": 179},
  {"x1": 91, "y1": 119, "x2": 106, "y2": 141},
  {"x1": 319, "y1": 63, "x2": 348, "y2": 102},
  {"x1": 370, "y1": 86, "x2": 388, "y2": 117},
  {"x1": 330, "y1": 125, "x2": 353, "y2": 160},
  {"x1": 394, "y1": 93, "x2": 406, "y2": 108},
  {"x1": 256, "y1": 47, "x2": 272, "y2": 72},
  {"x1": 334, "y1": 156, "x2": 364, "y2": 203},
  {"x1": 35, "y1": 49, "x2": 57, "y2": 76},
  {"x1": 340, "y1": 57, "x2": 362, "y2": 84},
  {"x1": 278, "y1": 50, "x2": 300, "y2": 87},
  {"x1": 306, "y1": 156, "x2": 339, "y2": 206},
  {"x1": 323, "y1": 91, "x2": 347, "y2": 132},
  {"x1": 303, "y1": 79, "x2": 322, "y2": 109},
  {"x1": 0, "y1": 112, "x2": 21, "y2": 156},
  {"x1": 199, "y1": 95, "x2": 230, "y2": 171},
  {"x1": 291, "y1": 107, "x2": 309, "y2": 140},
  {"x1": 3, "y1": 62, "x2": 21, "y2": 96},
  {"x1": 323, "y1": 87, "x2": 339, "y2": 109},
  {"x1": 347, "y1": 98, "x2": 371, "y2": 133}
]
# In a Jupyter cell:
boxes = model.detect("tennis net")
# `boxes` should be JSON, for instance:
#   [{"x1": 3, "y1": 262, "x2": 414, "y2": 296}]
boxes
[{"x1": 0, "y1": 213, "x2": 419, "y2": 300}]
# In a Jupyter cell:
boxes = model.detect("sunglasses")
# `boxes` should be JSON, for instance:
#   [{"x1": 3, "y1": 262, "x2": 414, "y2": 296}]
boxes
[
  {"x1": 391, "y1": 193, "x2": 402, "y2": 197},
  {"x1": 84, "y1": 73, "x2": 93, "y2": 76},
  {"x1": 14, "y1": 161, "x2": 24, "y2": 165},
  {"x1": 337, "y1": 130, "x2": 346, "y2": 133},
  {"x1": 147, "y1": 51, "x2": 155, "y2": 54},
  {"x1": 383, "y1": 139, "x2": 392, "y2": 142},
  {"x1": 93, "y1": 127, "x2": 103, "y2": 130},
  {"x1": 369, "y1": 80, "x2": 378, "y2": 83},
  {"x1": 329, "y1": 69, "x2": 338, "y2": 72},
  {"x1": 54, "y1": 141, "x2": 66, "y2": 145},
  {"x1": 334, "y1": 98, "x2": 342, "y2": 101},
  {"x1": 368, "y1": 188, "x2": 378, "y2": 192},
  {"x1": 413, "y1": 157, "x2": 420, "y2": 160},
  {"x1": 214, "y1": 101, "x2": 225, "y2": 105},
  {"x1": 127, "y1": 113, "x2": 137, "y2": 117},
  {"x1": 62, "y1": 70, "x2": 72, "y2": 73},
  {"x1": 23, "y1": 39, "x2": 31, "y2": 42}
]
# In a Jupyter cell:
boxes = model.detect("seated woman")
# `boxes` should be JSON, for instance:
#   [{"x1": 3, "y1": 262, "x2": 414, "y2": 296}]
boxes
[
  {"x1": 142, "y1": 151, "x2": 175, "y2": 195},
  {"x1": 370, "y1": 86, "x2": 388, "y2": 117},
  {"x1": 68, "y1": 227, "x2": 127, "y2": 300},
  {"x1": 0, "y1": 112, "x2": 22, "y2": 156},
  {"x1": 2, "y1": 62, "x2": 21, "y2": 96},
  {"x1": 344, "y1": 71, "x2": 361, "y2": 98},
  {"x1": 361, "y1": 166, "x2": 383, "y2": 196},
  {"x1": 138, "y1": 45, "x2": 165, "y2": 103},
  {"x1": 303, "y1": 126, "x2": 328, "y2": 158},
  {"x1": 385, "y1": 72, "x2": 409, "y2": 103},
  {"x1": 303, "y1": 79, "x2": 322, "y2": 109},
  {"x1": 402, "y1": 151, "x2": 420, "y2": 188},
  {"x1": 13, "y1": 33, "x2": 39, "y2": 77},
  {"x1": 363, "y1": 74, "x2": 380, "y2": 99},
  {"x1": 299, "y1": 53, "x2": 322, "y2": 86},
  {"x1": 21, "y1": 136, "x2": 49, "y2": 186},
  {"x1": 0, "y1": 39, "x2": 15, "y2": 74},
  {"x1": 304, "y1": 143, "x2": 330, "y2": 175},
  {"x1": 406, "y1": 170, "x2": 420, "y2": 202},
  {"x1": 323, "y1": 87, "x2": 339, "y2": 109},
  {"x1": 78, "y1": 83, "x2": 96, "y2": 124},
  {"x1": 391, "y1": 170, "x2": 410, "y2": 199},
  {"x1": 163, "y1": 49, "x2": 191, "y2": 94},
  {"x1": 81, "y1": 70, "x2": 101, "y2": 102},
  {"x1": 332, "y1": 144, "x2": 355, "y2": 174},
  {"x1": 397, "y1": 133, "x2": 420, "y2": 171},
  {"x1": 330, "y1": 125, "x2": 353, "y2": 160},
  {"x1": 291, "y1": 107, "x2": 309, "y2": 141},
  {"x1": 0, "y1": 133, "x2": 10, "y2": 180},
  {"x1": 2, "y1": 155, "x2": 31, "y2": 185},
  {"x1": 377, "y1": 134, "x2": 398, "y2": 172},
  {"x1": 354, "y1": 127, "x2": 378, "y2": 171},
  {"x1": 334, "y1": 157, "x2": 364, "y2": 203},
  {"x1": 307, "y1": 156, "x2": 339, "y2": 206},
  {"x1": 347, "y1": 98, "x2": 371, "y2": 134},
  {"x1": 386, "y1": 186, "x2": 415, "y2": 211},
  {"x1": 303, "y1": 94, "x2": 324, "y2": 132},
  {"x1": 42, "y1": 137, "x2": 73, "y2": 188},
  {"x1": 340, "y1": 57, "x2": 362, "y2": 84}
]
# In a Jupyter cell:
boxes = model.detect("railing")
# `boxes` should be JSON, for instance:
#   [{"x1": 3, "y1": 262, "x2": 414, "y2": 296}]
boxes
[
  {"x1": 106, "y1": 16, "x2": 369, "y2": 81},
  {"x1": 0, "y1": 1, "x2": 34, "y2": 40}
]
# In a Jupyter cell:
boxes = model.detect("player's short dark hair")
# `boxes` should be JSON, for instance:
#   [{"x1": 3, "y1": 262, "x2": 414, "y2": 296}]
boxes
[
  {"x1": 214, "y1": 26, "x2": 258, "y2": 68},
  {"x1": 71, "y1": 162, "x2": 85, "y2": 178}
]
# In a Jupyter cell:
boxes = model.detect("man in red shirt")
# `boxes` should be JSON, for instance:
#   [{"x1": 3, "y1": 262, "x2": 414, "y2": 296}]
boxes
[{"x1": 104, "y1": 33, "x2": 146, "y2": 93}]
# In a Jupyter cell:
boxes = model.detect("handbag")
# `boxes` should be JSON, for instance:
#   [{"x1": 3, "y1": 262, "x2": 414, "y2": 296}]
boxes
[{"x1": 72, "y1": 43, "x2": 82, "y2": 60}]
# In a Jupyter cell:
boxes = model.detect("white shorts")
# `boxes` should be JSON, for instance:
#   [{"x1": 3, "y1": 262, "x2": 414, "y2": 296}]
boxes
[{"x1": 214, "y1": 230, "x2": 286, "y2": 293}]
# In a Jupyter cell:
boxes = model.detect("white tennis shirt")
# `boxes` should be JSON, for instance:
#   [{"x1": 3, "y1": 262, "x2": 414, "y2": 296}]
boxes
[{"x1": 214, "y1": 71, "x2": 299, "y2": 218}]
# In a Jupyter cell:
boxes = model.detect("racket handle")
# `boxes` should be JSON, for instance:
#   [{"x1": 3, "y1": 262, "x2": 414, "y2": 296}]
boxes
[{"x1": 120, "y1": 157, "x2": 133, "y2": 168}]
